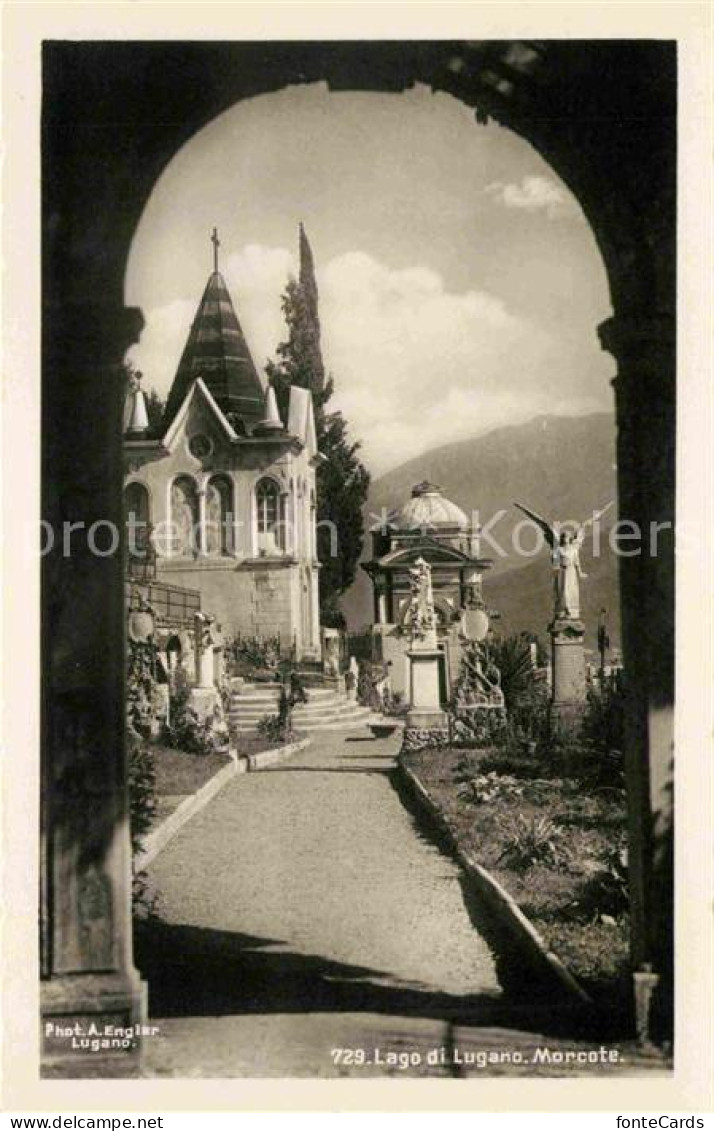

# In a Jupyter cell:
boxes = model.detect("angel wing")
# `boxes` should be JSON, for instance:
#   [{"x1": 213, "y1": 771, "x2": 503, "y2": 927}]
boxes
[
  {"x1": 513, "y1": 502, "x2": 557, "y2": 549},
  {"x1": 579, "y1": 500, "x2": 615, "y2": 531}
]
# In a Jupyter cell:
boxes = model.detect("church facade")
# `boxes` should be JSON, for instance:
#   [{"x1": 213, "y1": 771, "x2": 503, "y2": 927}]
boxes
[{"x1": 123, "y1": 231, "x2": 322, "y2": 660}]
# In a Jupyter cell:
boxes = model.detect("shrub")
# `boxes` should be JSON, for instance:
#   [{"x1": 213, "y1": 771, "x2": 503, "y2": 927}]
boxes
[
  {"x1": 383, "y1": 690, "x2": 409, "y2": 718},
  {"x1": 577, "y1": 677, "x2": 626, "y2": 786},
  {"x1": 161, "y1": 686, "x2": 225, "y2": 756},
  {"x1": 127, "y1": 726, "x2": 157, "y2": 854},
  {"x1": 459, "y1": 771, "x2": 524, "y2": 805},
  {"x1": 257, "y1": 711, "x2": 291, "y2": 746},
  {"x1": 127, "y1": 726, "x2": 160, "y2": 919},
  {"x1": 497, "y1": 814, "x2": 570, "y2": 873},
  {"x1": 480, "y1": 750, "x2": 553, "y2": 780},
  {"x1": 507, "y1": 686, "x2": 550, "y2": 747},
  {"x1": 131, "y1": 869, "x2": 159, "y2": 921},
  {"x1": 126, "y1": 639, "x2": 158, "y2": 738},
  {"x1": 488, "y1": 633, "x2": 541, "y2": 713},
  {"x1": 256, "y1": 673, "x2": 307, "y2": 746},
  {"x1": 226, "y1": 634, "x2": 282, "y2": 676},
  {"x1": 567, "y1": 843, "x2": 629, "y2": 922},
  {"x1": 357, "y1": 661, "x2": 387, "y2": 710}
]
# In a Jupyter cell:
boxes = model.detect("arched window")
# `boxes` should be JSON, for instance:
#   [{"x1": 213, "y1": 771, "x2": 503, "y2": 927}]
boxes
[
  {"x1": 205, "y1": 474, "x2": 234, "y2": 556},
  {"x1": 255, "y1": 478, "x2": 284, "y2": 554},
  {"x1": 171, "y1": 475, "x2": 200, "y2": 557},
  {"x1": 124, "y1": 482, "x2": 153, "y2": 577}
]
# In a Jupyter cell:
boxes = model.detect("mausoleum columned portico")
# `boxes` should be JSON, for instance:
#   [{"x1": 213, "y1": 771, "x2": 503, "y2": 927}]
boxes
[{"x1": 363, "y1": 481, "x2": 493, "y2": 704}]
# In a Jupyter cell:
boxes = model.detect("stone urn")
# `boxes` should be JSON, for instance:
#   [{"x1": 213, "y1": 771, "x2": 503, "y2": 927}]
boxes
[{"x1": 127, "y1": 608, "x2": 154, "y2": 643}]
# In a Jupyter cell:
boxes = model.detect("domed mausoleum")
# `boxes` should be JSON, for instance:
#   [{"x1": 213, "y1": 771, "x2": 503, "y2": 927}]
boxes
[
  {"x1": 362, "y1": 481, "x2": 494, "y2": 703},
  {"x1": 393, "y1": 482, "x2": 471, "y2": 536}
]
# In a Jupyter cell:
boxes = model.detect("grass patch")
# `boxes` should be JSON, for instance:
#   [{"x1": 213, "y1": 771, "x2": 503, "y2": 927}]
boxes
[
  {"x1": 402, "y1": 745, "x2": 630, "y2": 1016},
  {"x1": 150, "y1": 744, "x2": 233, "y2": 826},
  {"x1": 150, "y1": 731, "x2": 306, "y2": 826}
]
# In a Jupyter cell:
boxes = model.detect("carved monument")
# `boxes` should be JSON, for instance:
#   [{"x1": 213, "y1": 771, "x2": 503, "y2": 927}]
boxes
[
  {"x1": 403, "y1": 558, "x2": 449, "y2": 748},
  {"x1": 514, "y1": 500, "x2": 613, "y2": 729}
]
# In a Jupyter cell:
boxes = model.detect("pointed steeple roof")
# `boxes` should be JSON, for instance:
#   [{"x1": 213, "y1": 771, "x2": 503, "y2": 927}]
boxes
[{"x1": 163, "y1": 233, "x2": 265, "y2": 429}]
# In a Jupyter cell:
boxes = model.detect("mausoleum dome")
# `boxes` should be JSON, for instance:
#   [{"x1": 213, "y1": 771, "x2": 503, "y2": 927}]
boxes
[{"x1": 393, "y1": 481, "x2": 470, "y2": 531}]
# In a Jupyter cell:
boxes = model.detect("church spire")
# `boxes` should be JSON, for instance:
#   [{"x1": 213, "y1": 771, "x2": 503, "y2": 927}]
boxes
[
  {"x1": 211, "y1": 226, "x2": 221, "y2": 273},
  {"x1": 298, "y1": 223, "x2": 325, "y2": 394},
  {"x1": 162, "y1": 235, "x2": 265, "y2": 429}
]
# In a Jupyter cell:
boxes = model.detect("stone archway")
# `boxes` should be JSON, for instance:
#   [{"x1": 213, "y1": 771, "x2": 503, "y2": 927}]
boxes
[{"x1": 41, "y1": 41, "x2": 676, "y2": 1067}]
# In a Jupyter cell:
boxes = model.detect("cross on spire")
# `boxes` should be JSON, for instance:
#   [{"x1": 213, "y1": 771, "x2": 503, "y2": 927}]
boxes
[{"x1": 211, "y1": 227, "x2": 220, "y2": 273}]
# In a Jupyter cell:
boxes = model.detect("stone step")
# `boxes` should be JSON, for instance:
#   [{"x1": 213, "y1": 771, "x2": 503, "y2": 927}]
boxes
[
  {"x1": 230, "y1": 686, "x2": 339, "y2": 700},
  {"x1": 229, "y1": 698, "x2": 351, "y2": 715},
  {"x1": 230, "y1": 692, "x2": 352, "y2": 709},
  {"x1": 234, "y1": 712, "x2": 382, "y2": 734},
  {"x1": 230, "y1": 705, "x2": 368, "y2": 724},
  {"x1": 231, "y1": 701, "x2": 376, "y2": 729},
  {"x1": 229, "y1": 691, "x2": 349, "y2": 708}
]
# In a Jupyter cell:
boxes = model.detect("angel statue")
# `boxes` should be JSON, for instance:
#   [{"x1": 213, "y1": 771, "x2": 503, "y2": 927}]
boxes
[{"x1": 514, "y1": 501, "x2": 614, "y2": 620}]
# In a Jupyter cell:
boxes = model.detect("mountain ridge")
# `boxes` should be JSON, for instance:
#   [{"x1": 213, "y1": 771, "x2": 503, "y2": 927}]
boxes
[{"x1": 341, "y1": 411, "x2": 620, "y2": 647}]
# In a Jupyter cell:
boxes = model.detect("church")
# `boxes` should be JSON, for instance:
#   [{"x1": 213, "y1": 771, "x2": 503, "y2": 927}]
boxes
[{"x1": 123, "y1": 228, "x2": 322, "y2": 661}]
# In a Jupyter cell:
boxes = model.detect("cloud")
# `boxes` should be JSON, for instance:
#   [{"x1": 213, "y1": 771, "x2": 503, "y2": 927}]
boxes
[
  {"x1": 318, "y1": 250, "x2": 563, "y2": 472},
  {"x1": 129, "y1": 244, "x2": 605, "y2": 477},
  {"x1": 126, "y1": 298, "x2": 195, "y2": 391},
  {"x1": 484, "y1": 175, "x2": 571, "y2": 217}
]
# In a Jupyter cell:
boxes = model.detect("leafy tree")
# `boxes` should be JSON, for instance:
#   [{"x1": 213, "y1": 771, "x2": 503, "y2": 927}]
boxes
[
  {"x1": 316, "y1": 412, "x2": 370, "y2": 626},
  {"x1": 266, "y1": 237, "x2": 370, "y2": 627}
]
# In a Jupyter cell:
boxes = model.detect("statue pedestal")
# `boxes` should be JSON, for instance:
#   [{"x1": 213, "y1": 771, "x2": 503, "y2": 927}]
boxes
[
  {"x1": 549, "y1": 615, "x2": 587, "y2": 731},
  {"x1": 404, "y1": 648, "x2": 448, "y2": 749},
  {"x1": 195, "y1": 645, "x2": 215, "y2": 689}
]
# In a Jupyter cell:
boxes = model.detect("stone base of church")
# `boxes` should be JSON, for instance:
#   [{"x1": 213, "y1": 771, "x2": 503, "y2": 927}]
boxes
[{"x1": 41, "y1": 970, "x2": 147, "y2": 1078}]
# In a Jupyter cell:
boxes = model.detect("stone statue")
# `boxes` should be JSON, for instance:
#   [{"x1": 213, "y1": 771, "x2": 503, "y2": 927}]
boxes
[
  {"x1": 406, "y1": 556, "x2": 436, "y2": 643},
  {"x1": 194, "y1": 611, "x2": 218, "y2": 688},
  {"x1": 514, "y1": 501, "x2": 614, "y2": 620}
]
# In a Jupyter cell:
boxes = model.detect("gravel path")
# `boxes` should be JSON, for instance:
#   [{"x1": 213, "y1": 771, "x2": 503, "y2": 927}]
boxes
[{"x1": 139, "y1": 731, "x2": 666, "y2": 1078}]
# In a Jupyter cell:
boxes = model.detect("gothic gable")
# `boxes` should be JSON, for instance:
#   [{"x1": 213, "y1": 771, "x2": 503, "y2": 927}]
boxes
[{"x1": 162, "y1": 378, "x2": 239, "y2": 461}]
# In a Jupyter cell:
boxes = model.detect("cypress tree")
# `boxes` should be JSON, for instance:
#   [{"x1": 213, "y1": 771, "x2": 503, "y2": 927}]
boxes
[{"x1": 265, "y1": 227, "x2": 370, "y2": 628}]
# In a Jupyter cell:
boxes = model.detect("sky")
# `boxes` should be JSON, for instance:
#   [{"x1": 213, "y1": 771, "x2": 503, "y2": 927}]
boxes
[{"x1": 126, "y1": 82, "x2": 614, "y2": 478}]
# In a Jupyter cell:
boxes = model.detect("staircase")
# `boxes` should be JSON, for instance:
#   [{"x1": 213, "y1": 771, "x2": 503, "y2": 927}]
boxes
[{"x1": 228, "y1": 684, "x2": 380, "y2": 733}]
